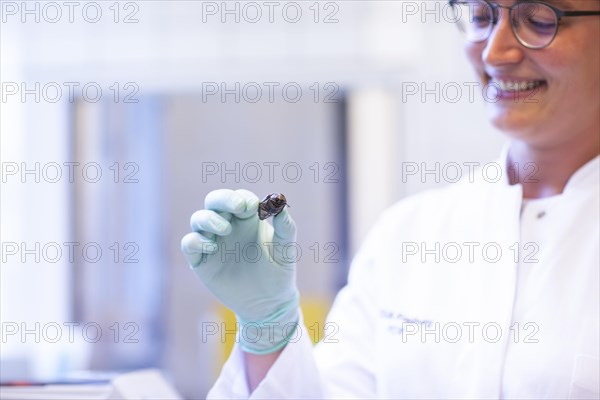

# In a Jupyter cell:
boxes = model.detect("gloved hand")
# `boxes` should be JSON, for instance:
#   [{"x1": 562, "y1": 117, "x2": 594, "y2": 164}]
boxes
[{"x1": 181, "y1": 189, "x2": 299, "y2": 354}]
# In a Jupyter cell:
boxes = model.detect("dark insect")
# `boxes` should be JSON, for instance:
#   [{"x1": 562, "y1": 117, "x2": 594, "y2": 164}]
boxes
[{"x1": 258, "y1": 193, "x2": 288, "y2": 220}]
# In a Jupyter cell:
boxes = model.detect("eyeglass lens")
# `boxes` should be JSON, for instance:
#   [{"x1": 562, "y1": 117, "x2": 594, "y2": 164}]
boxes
[{"x1": 452, "y1": 1, "x2": 559, "y2": 49}]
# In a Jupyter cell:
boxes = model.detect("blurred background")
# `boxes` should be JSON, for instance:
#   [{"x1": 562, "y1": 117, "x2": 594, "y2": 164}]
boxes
[{"x1": 1, "y1": 1, "x2": 505, "y2": 397}]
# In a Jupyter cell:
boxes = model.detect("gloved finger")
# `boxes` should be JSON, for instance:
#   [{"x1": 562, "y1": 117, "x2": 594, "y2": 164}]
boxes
[
  {"x1": 233, "y1": 189, "x2": 260, "y2": 220},
  {"x1": 190, "y1": 209, "x2": 232, "y2": 236},
  {"x1": 272, "y1": 207, "x2": 297, "y2": 243},
  {"x1": 215, "y1": 211, "x2": 233, "y2": 223},
  {"x1": 204, "y1": 189, "x2": 247, "y2": 215},
  {"x1": 181, "y1": 232, "x2": 218, "y2": 266}
]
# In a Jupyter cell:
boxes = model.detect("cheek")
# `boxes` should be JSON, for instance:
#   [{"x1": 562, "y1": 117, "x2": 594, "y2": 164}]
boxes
[
  {"x1": 544, "y1": 27, "x2": 600, "y2": 103},
  {"x1": 588, "y1": 25, "x2": 600, "y2": 89}
]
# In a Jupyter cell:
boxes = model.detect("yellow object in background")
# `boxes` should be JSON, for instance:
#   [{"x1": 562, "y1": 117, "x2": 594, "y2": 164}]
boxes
[{"x1": 217, "y1": 297, "x2": 331, "y2": 367}]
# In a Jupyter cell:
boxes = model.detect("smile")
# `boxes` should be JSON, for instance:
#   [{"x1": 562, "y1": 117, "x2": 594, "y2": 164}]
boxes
[{"x1": 491, "y1": 79, "x2": 546, "y2": 92}]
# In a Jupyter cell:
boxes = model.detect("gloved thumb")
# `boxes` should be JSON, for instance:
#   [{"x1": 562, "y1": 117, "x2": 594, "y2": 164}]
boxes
[{"x1": 272, "y1": 207, "x2": 296, "y2": 243}]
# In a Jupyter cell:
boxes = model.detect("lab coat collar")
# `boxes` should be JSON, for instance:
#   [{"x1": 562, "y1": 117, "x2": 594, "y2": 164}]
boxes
[
  {"x1": 563, "y1": 154, "x2": 600, "y2": 194},
  {"x1": 498, "y1": 141, "x2": 512, "y2": 187},
  {"x1": 497, "y1": 141, "x2": 600, "y2": 195}
]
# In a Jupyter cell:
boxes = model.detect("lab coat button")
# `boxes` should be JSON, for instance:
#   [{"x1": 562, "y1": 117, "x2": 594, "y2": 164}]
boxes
[{"x1": 537, "y1": 211, "x2": 546, "y2": 219}]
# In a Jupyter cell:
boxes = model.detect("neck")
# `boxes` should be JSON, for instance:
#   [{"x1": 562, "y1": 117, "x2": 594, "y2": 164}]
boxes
[{"x1": 507, "y1": 136, "x2": 600, "y2": 199}]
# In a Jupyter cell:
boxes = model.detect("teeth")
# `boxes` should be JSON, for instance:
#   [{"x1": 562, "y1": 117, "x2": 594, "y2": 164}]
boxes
[{"x1": 492, "y1": 79, "x2": 542, "y2": 91}]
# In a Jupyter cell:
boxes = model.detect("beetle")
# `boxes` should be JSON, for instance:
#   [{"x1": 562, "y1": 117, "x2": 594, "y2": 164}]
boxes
[{"x1": 258, "y1": 193, "x2": 288, "y2": 220}]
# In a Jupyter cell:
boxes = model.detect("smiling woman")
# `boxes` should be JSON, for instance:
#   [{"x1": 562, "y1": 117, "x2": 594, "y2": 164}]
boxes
[
  {"x1": 180, "y1": 0, "x2": 600, "y2": 398},
  {"x1": 461, "y1": 0, "x2": 600, "y2": 198}
]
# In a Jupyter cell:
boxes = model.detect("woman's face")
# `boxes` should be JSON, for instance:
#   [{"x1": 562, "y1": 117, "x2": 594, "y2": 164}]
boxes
[{"x1": 465, "y1": 0, "x2": 600, "y2": 148}]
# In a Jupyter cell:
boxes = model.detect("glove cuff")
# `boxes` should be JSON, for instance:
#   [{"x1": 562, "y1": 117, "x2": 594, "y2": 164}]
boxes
[{"x1": 237, "y1": 293, "x2": 300, "y2": 355}]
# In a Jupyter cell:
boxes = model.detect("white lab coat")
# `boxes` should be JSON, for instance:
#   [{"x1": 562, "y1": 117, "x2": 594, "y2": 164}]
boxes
[{"x1": 208, "y1": 147, "x2": 600, "y2": 399}]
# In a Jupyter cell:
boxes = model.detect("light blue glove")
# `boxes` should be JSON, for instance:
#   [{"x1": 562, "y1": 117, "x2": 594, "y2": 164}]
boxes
[{"x1": 181, "y1": 189, "x2": 299, "y2": 354}]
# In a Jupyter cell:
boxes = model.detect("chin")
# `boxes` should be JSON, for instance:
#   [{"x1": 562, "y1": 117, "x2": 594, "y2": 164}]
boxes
[{"x1": 487, "y1": 109, "x2": 548, "y2": 144}]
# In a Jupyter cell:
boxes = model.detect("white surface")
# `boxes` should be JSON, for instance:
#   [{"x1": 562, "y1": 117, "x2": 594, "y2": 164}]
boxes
[
  {"x1": 109, "y1": 369, "x2": 181, "y2": 400},
  {"x1": 0, "y1": 369, "x2": 180, "y2": 400}
]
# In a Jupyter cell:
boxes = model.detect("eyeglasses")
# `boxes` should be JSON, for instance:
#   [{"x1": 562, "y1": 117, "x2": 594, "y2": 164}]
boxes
[{"x1": 449, "y1": 0, "x2": 600, "y2": 49}]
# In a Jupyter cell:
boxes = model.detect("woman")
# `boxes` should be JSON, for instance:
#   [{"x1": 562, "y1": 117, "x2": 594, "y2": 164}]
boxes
[{"x1": 181, "y1": 0, "x2": 600, "y2": 397}]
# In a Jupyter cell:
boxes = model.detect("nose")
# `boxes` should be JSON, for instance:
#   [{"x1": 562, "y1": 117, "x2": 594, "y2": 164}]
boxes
[{"x1": 482, "y1": 7, "x2": 525, "y2": 67}]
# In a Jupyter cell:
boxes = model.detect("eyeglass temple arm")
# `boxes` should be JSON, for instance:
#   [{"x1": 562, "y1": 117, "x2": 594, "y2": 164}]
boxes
[
  {"x1": 562, "y1": 11, "x2": 600, "y2": 17},
  {"x1": 446, "y1": 1, "x2": 600, "y2": 20}
]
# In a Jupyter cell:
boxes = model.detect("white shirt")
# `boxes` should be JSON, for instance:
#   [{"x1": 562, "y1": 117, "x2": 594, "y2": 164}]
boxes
[{"x1": 208, "y1": 148, "x2": 600, "y2": 399}]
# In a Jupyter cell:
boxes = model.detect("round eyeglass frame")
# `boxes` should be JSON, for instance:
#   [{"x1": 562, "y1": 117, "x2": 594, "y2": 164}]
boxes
[{"x1": 449, "y1": 0, "x2": 600, "y2": 49}]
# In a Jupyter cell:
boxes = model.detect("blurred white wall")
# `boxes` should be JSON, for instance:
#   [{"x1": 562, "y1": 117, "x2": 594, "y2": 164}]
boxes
[{"x1": 1, "y1": 23, "x2": 76, "y2": 380}]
